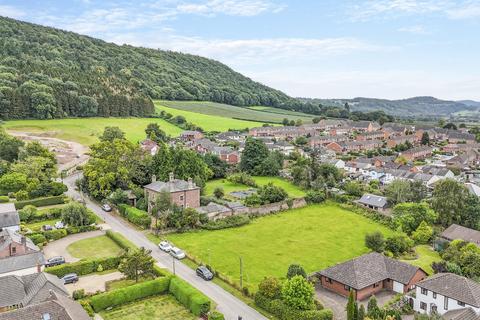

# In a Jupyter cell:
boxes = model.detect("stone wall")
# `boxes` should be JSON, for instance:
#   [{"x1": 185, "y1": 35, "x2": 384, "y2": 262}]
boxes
[{"x1": 246, "y1": 198, "x2": 306, "y2": 216}]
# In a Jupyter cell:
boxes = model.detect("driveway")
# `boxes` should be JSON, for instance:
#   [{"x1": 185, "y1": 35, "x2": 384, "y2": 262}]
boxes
[
  {"x1": 66, "y1": 271, "x2": 123, "y2": 294},
  {"x1": 43, "y1": 230, "x2": 105, "y2": 262}
]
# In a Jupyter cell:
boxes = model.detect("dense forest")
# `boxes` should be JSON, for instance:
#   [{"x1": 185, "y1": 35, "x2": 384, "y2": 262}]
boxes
[{"x1": 0, "y1": 16, "x2": 296, "y2": 120}]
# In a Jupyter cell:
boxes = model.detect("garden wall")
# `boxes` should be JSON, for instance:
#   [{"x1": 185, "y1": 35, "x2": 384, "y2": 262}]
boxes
[{"x1": 248, "y1": 198, "x2": 306, "y2": 216}]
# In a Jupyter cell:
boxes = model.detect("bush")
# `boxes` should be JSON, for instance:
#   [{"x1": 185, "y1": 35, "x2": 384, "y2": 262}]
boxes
[
  {"x1": 121, "y1": 205, "x2": 151, "y2": 229},
  {"x1": 79, "y1": 300, "x2": 94, "y2": 317},
  {"x1": 61, "y1": 202, "x2": 95, "y2": 227},
  {"x1": 365, "y1": 232, "x2": 385, "y2": 253},
  {"x1": 14, "y1": 190, "x2": 29, "y2": 201},
  {"x1": 169, "y1": 276, "x2": 211, "y2": 316},
  {"x1": 287, "y1": 264, "x2": 307, "y2": 279},
  {"x1": 15, "y1": 195, "x2": 66, "y2": 209},
  {"x1": 72, "y1": 289, "x2": 85, "y2": 300},
  {"x1": 46, "y1": 256, "x2": 122, "y2": 277},
  {"x1": 0, "y1": 196, "x2": 9, "y2": 203},
  {"x1": 258, "y1": 277, "x2": 282, "y2": 299},
  {"x1": 28, "y1": 233, "x2": 46, "y2": 245},
  {"x1": 19, "y1": 205, "x2": 37, "y2": 222},
  {"x1": 44, "y1": 229, "x2": 67, "y2": 241},
  {"x1": 208, "y1": 311, "x2": 225, "y2": 320},
  {"x1": 385, "y1": 234, "x2": 414, "y2": 256},
  {"x1": 213, "y1": 187, "x2": 224, "y2": 199},
  {"x1": 257, "y1": 183, "x2": 288, "y2": 204},
  {"x1": 201, "y1": 215, "x2": 250, "y2": 230},
  {"x1": 66, "y1": 225, "x2": 98, "y2": 234},
  {"x1": 106, "y1": 230, "x2": 137, "y2": 251},
  {"x1": 89, "y1": 277, "x2": 171, "y2": 312},
  {"x1": 305, "y1": 191, "x2": 325, "y2": 204},
  {"x1": 227, "y1": 173, "x2": 257, "y2": 187}
]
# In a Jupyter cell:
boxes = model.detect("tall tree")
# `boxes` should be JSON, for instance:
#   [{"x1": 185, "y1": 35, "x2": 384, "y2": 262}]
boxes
[
  {"x1": 100, "y1": 126, "x2": 125, "y2": 142},
  {"x1": 421, "y1": 132, "x2": 430, "y2": 145},
  {"x1": 119, "y1": 247, "x2": 155, "y2": 282},
  {"x1": 346, "y1": 290, "x2": 357, "y2": 320},
  {"x1": 240, "y1": 138, "x2": 269, "y2": 174},
  {"x1": 145, "y1": 123, "x2": 168, "y2": 143},
  {"x1": 151, "y1": 190, "x2": 172, "y2": 235},
  {"x1": 431, "y1": 179, "x2": 470, "y2": 227}
]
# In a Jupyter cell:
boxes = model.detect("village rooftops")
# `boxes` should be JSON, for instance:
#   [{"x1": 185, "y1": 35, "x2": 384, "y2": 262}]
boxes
[
  {"x1": 440, "y1": 224, "x2": 480, "y2": 246},
  {"x1": 442, "y1": 308, "x2": 480, "y2": 320},
  {"x1": 144, "y1": 174, "x2": 199, "y2": 193},
  {"x1": 0, "y1": 228, "x2": 40, "y2": 253},
  {"x1": 0, "y1": 251, "x2": 45, "y2": 275}
]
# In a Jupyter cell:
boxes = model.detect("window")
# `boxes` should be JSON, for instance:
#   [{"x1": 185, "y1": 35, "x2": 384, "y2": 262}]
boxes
[
  {"x1": 444, "y1": 297, "x2": 448, "y2": 310},
  {"x1": 11, "y1": 247, "x2": 16, "y2": 255},
  {"x1": 344, "y1": 285, "x2": 350, "y2": 291},
  {"x1": 420, "y1": 302, "x2": 427, "y2": 310},
  {"x1": 373, "y1": 282, "x2": 380, "y2": 288},
  {"x1": 421, "y1": 288, "x2": 428, "y2": 296},
  {"x1": 180, "y1": 195, "x2": 184, "y2": 201},
  {"x1": 458, "y1": 301, "x2": 465, "y2": 307},
  {"x1": 326, "y1": 278, "x2": 332, "y2": 284},
  {"x1": 432, "y1": 292, "x2": 437, "y2": 299}
]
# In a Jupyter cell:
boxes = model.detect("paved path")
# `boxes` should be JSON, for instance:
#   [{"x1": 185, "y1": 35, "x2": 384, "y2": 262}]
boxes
[
  {"x1": 65, "y1": 174, "x2": 267, "y2": 320},
  {"x1": 66, "y1": 271, "x2": 123, "y2": 294},
  {"x1": 43, "y1": 230, "x2": 105, "y2": 262}
]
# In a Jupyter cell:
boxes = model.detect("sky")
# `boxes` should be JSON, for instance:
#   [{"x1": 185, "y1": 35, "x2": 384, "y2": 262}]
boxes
[{"x1": 1, "y1": 0, "x2": 480, "y2": 100}]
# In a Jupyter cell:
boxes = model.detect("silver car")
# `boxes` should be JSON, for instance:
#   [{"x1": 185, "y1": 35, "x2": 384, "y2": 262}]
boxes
[
  {"x1": 169, "y1": 247, "x2": 186, "y2": 260},
  {"x1": 158, "y1": 241, "x2": 173, "y2": 252}
]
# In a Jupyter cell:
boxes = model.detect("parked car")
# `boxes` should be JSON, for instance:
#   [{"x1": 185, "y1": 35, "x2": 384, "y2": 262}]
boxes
[
  {"x1": 169, "y1": 247, "x2": 186, "y2": 260},
  {"x1": 62, "y1": 273, "x2": 79, "y2": 284},
  {"x1": 158, "y1": 241, "x2": 173, "y2": 252},
  {"x1": 196, "y1": 266, "x2": 214, "y2": 281},
  {"x1": 45, "y1": 256, "x2": 65, "y2": 268},
  {"x1": 54, "y1": 221, "x2": 65, "y2": 229},
  {"x1": 101, "y1": 204, "x2": 112, "y2": 212},
  {"x1": 42, "y1": 224, "x2": 53, "y2": 231}
]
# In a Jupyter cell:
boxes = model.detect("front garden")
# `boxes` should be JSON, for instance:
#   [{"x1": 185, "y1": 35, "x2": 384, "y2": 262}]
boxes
[{"x1": 67, "y1": 235, "x2": 124, "y2": 260}]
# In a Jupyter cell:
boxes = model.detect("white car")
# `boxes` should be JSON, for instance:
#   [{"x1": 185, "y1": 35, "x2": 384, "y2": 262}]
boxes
[
  {"x1": 169, "y1": 247, "x2": 186, "y2": 260},
  {"x1": 54, "y1": 221, "x2": 65, "y2": 229},
  {"x1": 158, "y1": 241, "x2": 173, "y2": 252}
]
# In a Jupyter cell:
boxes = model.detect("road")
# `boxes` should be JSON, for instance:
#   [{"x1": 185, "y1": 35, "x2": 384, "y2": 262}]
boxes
[{"x1": 64, "y1": 174, "x2": 267, "y2": 320}]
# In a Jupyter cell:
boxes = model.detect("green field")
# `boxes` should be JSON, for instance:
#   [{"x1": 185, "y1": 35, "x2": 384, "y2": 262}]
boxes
[
  {"x1": 166, "y1": 203, "x2": 397, "y2": 289},
  {"x1": 154, "y1": 101, "x2": 277, "y2": 131},
  {"x1": 158, "y1": 100, "x2": 313, "y2": 124},
  {"x1": 3, "y1": 117, "x2": 183, "y2": 145},
  {"x1": 204, "y1": 176, "x2": 306, "y2": 199},
  {"x1": 100, "y1": 294, "x2": 196, "y2": 320},
  {"x1": 67, "y1": 235, "x2": 124, "y2": 259},
  {"x1": 401, "y1": 245, "x2": 441, "y2": 275}
]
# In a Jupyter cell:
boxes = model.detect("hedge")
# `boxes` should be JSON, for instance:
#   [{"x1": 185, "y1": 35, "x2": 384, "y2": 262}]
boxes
[
  {"x1": 201, "y1": 215, "x2": 250, "y2": 230},
  {"x1": 15, "y1": 195, "x2": 66, "y2": 209},
  {"x1": 0, "y1": 196, "x2": 9, "y2": 203},
  {"x1": 169, "y1": 277, "x2": 211, "y2": 316},
  {"x1": 208, "y1": 311, "x2": 225, "y2": 320},
  {"x1": 28, "y1": 233, "x2": 46, "y2": 245},
  {"x1": 66, "y1": 225, "x2": 97, "y2": 235},
  {"x1": 117, "y1": 205, "x2": 151, "y2": 229},
  {"x1": 255, "y1": 293, "x2": 333, "y2": 320},
  {"x1": 105, "y1": 230, "x2": 136, "y2": 251},
  {"x1": 89, "y1": 277, "x2": 171, "y2": 312},
  {"x1": 44, "y1": 229, "x2": 67, "y2": 241},
  {"x1": 46, "y1": 256, "x2": 121, "y2": 277}
]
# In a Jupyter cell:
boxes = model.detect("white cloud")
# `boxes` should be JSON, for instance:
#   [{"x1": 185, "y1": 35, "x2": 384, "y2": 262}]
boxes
[
  {"x1": 447, "y1": 1, "x2": 480, "y2": 19},
  {"x1": 176, "y1": 0, "x2": 286, "y2": 17},
  {"x1": 398, "y1": 25, "x2": 430, "y2": 34},
  {"x1": 0, "y1": 5, "x2": 26, "y2": 19}
]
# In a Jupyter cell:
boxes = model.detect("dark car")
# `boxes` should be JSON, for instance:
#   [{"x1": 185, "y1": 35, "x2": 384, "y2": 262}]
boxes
[
  {"x1": 62, "y1": 273, "x2": 79, "y2": 284},
  {"x1": 45, "y1": 256, "x2": 65, "y2": 268},
  {"x1": 196, "y1": 266, "x2": 213, "y2": 281}
]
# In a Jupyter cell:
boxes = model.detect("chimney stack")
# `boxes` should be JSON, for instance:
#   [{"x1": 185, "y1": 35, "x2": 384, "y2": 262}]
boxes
[
  {"x1": 21, "y1": 235, "x2": 27, "y2": 249},
  {"x1": 169, "y1": 172, "x2": 174, "y2": 182},
  {"x1": 188, "y1": 177, "x2": 193, "y2": 188},
  {"x1": 151, "y1": 175, "x2": 157, "y2": 183}
]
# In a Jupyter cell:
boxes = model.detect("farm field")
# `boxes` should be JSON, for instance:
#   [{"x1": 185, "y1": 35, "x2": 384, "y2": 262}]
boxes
[
  {"x1": 154, "y1": 101, "x2": 276, "y2": 131},
  {"x1": 100, "y1": 294, "x2": 196, "y2": 320},
  {"x1": 166, "y1": 203, "x2": 397, "y2": 290},
  {"x1": 3, "y1": 117, "x2": 182, "y2": 146},
  {"x1": 157, "y1": 100, "x2": 314, "y2": 124},
  {"x1": 67, "y1": 235, "x2": 124, "y2": 259},
  {"x1": 204, "y1": 176, "x2": 306, "y2": 199}
]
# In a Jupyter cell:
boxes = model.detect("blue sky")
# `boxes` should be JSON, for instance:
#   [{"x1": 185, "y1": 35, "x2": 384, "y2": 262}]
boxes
[{"x1": 1, "y1": 0, "x2": 480, "y2": 100}]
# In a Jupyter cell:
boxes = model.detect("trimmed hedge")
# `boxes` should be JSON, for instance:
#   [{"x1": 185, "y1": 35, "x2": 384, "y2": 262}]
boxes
[
  {"x1": 66, "y1": 225, "x2": 97, "y2": 235},
  {"x1": 15, "y1": 195, "x2": 66, "y2": 209},
  {"x1": 89, "y1": 277, "x2": 171, "y2": 312},
  {"x1": 169, "y1": 277, "x2": 211, "y2": 316},
  {"x1": 105, "y1": 230, "x2": 136, "y2": 251},
  {"x1": 0, "y1": 196, "x2": 9, "y2": 203},
  {"x1": 28, "y1": 233, "x2": 46, "y2": 245},
  {"x1": 44, "y1": 229, "x2": 67, "y2": 241},
  {"x1": 46, "y1": 256, "x2": 121, "y2": 277},
  {"x1": 117, "y1": 204, "x2": 151, "y2": 229},
  {"x1": 255, "y1": 293, "x2": 333, "y2": 320},
  {"x1": 208, "y1": 311, "x2": 225, "y2": 320}
]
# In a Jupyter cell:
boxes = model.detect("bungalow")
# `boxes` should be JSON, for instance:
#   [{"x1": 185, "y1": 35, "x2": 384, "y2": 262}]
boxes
[
  {"x1": 0, "y1": 251, "x2": 45, "y2": 278},
  {"x1": 315, "y1": 252, "x2": 427, "y2": 301},
  {"x1": 412, "y1": 273, "x2": 480, "y2": 316},
  {"x1": 435, "y1": 224, "x2": 480, "y2": 250},
  {"x1": 355, "y1": 193, "x2": 388, "y2": 212},
  {"x1": 0, "y1": 204, "x2": 20, "y2": 233}
]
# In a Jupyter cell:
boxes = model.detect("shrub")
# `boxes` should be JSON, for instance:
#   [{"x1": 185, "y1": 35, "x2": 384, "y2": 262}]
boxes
[
  {"x1": 106, "y1": 230, "x2": 136, "y2": 251},
  {"x1": 287, "y1": 264, "x2": 307, "y2": 279},
  {"x1": 73, "y1": 289, "x2": 85, "y2": 300},
  {"x1": 213, "y1": 187, "x2": 224, "y2": 199},
  {"x1": 385, "y1": 234, "x2": 414, "y2": 256},
  {"x1": 15, "y1": 195, "x2": 66, "y2": 209},
  {"x1": 0, "y1": 196, "x2": 9, "y2": 203},
  {"x1": 412, "y1": 221, "x2": 434, "y2": 244},
  {"x1": 44, "y1": 229, "x2": 67, "y2": 241},
  {"x1": 365, "y1": 232, "x2": 385, "y2": 253},
  {"x1": 258, "y1": 277, "x2": 282, "y2": 299},
  {"x1": 169, "y1": 276, "x2": 211, "y2": 316},
  {"x1": 281, "y1": 275, "x2": 315, "y2": 311},
  {"x1": 227, "y1": 173, "x2": 257, "y2": 187},
  {"x1": 61, "y1": 202, "x2": 95, "y2": 227},
  {"x1": 208, "y1": 311, "x2": 225, "y2": 320},
  {"x1": 28, "y1": 233, "x2": 46, "y2": 245},
  {"x1": 122, "y1": 205, "x2": 151, "y2": 229},
  {"x1": 46, "y1": 256, "x2": 122, "y2": 277},
  {"x1": 305, "y1": 191, "x2": 325, "y2": 204},
  {"x1": 79, "y1": 299, "x2": 94, "y2": 317},
  {"x1": 89, "y1": 277, "x2": 171, "y2": 312},
  {"x1": 201, "y1": 215, "x2": 250, "y2": 230},
  {"x1": 19, "y1": 205, "x2": 37, "y2": 222},
  {"x1": 66, "y1": 225, "x2": 98, "y2": 234},
  {"x1": 257, "y1": 183, "x2": 288, "y2": 204}
]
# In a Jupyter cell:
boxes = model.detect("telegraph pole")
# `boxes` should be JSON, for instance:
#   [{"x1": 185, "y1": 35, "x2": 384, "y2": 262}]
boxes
[{"x1": 239, "y1": 256, "x2": 243, "y2": 289}]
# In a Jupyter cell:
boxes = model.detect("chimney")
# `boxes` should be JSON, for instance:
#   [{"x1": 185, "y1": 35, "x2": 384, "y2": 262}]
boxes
[
  {"x1": 151, "y1": 175, "x2": 156, "y2": 183},
  {"x1": 21, "y1": 235, "x2": 27, "y2": 249},
  {"x1": 188, "y1": 177, "x2": 193, "y2": 188},
  {"x1": 169, "y1": 172, "x2": 174, "y2": 182}
]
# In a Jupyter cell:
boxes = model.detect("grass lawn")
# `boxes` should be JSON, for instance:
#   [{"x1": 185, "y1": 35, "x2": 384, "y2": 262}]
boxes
[
  {"x1": 25, "y1": 218, "x2": 60, "y2": 232},
  {"x1": 154, "y1": 102, "x2": 271, "y2": 132},
  {"x1": 166, "y1": 202, "x2": 397, "y2": 290},
  {"x1": 204, "y1": 176, "x2": 306, "y2": 199},
  {"x1": 100, "y1": 294, "x2": 196, "y2": 320},
  {"x1": 4, "y1": 117, "x2": 182, "y2": 146},
  {"x1": 401, "y1": 245, "x2": 441, "y2": 275},
  {"x1": 106, "y1": 276, "x2": 154, "y2": 291},
  {"x1": 67, "y1": 235, "x2": 124, "y2": 259}
]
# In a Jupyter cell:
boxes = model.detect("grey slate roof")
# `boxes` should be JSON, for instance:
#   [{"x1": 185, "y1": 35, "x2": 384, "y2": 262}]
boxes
[
  {"x1": 0, "y1": 203, "x2": 19, "y2": 228},
  {"x1": 318, "y1": 252, "x2": 422, "y2": 290},
  {"x1": 0, "y1": 251, "x2": 45, "y2": 275},
  {"x1": 0, "y1": 228, "x2": 40, "y2": 253},
  {"x1": 357, "y1": 194, "x2": 387, "y2": 208},
  {"x1": 144, "y1": 179, "x2": 199, "y2": 193},
  {"x1": 417, "y1": 273, "x2": 480, "y2": 308},
  {"x1": 197, "y1": 202, "x2": 231, "y2": 215},
  {"x1": 440, "y1": 224, "x2": 480, "y2": 246},
  {"x1": 0, "y1": 272, "x2": 67, "y2": 308},
  {"x1": 442, "y1": 308, "x2": 480, "y2": 320}
]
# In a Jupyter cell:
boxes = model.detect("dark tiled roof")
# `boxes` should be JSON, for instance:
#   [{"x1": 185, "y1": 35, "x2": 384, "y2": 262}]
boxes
[
  {"x1": 0, "y1": 252, "x2": 45, "y2": 275},
  {"x1": 440, "y1": 224, "x2": 480, "y2": 246},
  {"x1": 144, "y1": 179, "x2": 199, "y2": 193},
  {"x1": 318, "y1": 252, "x2": 422, "y2": 289},
  {"x1": 442, "y1": 308, "x2": 480, "y2": 320},
  {"x1": 357, "y1": 194, "x2": 387, "y2": 208},
  {"x1": 417, "y1": 273, "x2": 480, "y2": 308}
]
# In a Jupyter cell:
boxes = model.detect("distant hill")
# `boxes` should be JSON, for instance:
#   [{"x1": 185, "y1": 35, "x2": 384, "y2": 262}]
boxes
[
  {"x1": 0, "y1": 16, "x2": 291, "y2": 120},
  {"x1": 300, "y1": 96, "x2": 479, "y2": 119},
  {"x1": 457, "y1": 100, "x2": 480, "y2": 108}
]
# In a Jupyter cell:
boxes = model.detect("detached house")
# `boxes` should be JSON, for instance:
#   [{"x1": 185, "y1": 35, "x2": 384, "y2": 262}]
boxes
[
  {"x1": 179, "y1": 130, "x2": 203, "y2": 142},
  {"x1": 356, "y1": 193, "x2": 388, "y2": 212},
  {"x1": 435, "y1": 224, "x2": 480, "y2": 249},
  {"x1": 315, "y1": 252, "x2": 427, "y2": 301}
]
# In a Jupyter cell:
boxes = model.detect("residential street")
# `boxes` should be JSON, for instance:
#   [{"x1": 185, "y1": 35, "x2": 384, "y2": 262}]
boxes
[{"x1": 64, "y1": 174, "x2": 267, "y2": 320}]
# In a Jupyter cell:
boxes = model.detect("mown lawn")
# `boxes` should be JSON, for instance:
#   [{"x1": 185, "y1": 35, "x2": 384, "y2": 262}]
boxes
[
  {"x1": 4, "y1": 117, "x2": 182, "y2": 145},
  {"x1": 100, "y1": 294, "x2": 196, "y2": 320},
  {"x1": 67, "y1": 235, "x2": 124, "y2": 259},
  {"x1": 106, "y1": 276, "x2": 154, "y2": 291},
  {"x1": 204, "y1": 176, "x2": 306, "y2": 199},
  {"x1": 401, "y1": 245, "x2": 441, "y2": 275},
  {"x1": 154, "y1": 102, "x2": 270, "y2": 131},
  {"x1": 25, "y1": 218, "x2": 60, "y2": 232},
  {"x1": 167, "y1": 203, "x2": 397, "y2": 289}
]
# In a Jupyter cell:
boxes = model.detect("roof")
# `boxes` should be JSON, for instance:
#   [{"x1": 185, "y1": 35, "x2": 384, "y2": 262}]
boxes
[
  {"x1": 197, "y1": 202, "x2": 231, "y2": 215},
  {"x1": 417, "y1": 273, "x2": 480, "y2": 307},
  {"x1": 0, "y1": 203, "x2": 19, "y2": 228},
  {"x1": 442, "y1": 308, "x2": 480, "y2": 320},
  {"x1": 440, "y1": 224, "x2": 480, "y2": 246},
  {"x1": 466, "y1": 183, "x2": 480, "y2": 197},
  {"x1": 0, "y1": 291, "x2": 89, "y2": 320},
  {"x1": 0, "y1": 228, "x2": 40, "y2": 253},
  {"x1": 318, "y1": 252, "x2": 423, "y2": 290},
  {"x1": 357, "y1": 194, "x2": 387, "y2": 208},
  {"x1": 0, "y1": 251, "x2": 45, "y2": 275},
  {"x1": 144, "y1": 178, "x2": 199, "y2": 193},
  {"x1": 0, "y1": 272, "x2": 67, "y2": 308}
]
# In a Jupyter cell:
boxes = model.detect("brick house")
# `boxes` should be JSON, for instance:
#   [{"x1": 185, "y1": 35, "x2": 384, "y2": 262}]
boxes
[
  {"x1": 356, "y1": 131, "x2": 386, "y2": 141},
  {"x1": 315, "y1": 252, "x2": 427, "y2": 301},
  {"x1": 139, "y1": 139, "x2": 159, "y2": 156},
  {"x1": 0, "y1": 229, "x2": 40, "y2": 259},
  {"x1": 179, "y1": 130, "x2": 204, "y2": 142},
  {"x1": 447, "y1": 131, "x2": 476, "y2": 144},
  {"x1": 386, "y1": 135, "x2": 417, "y2": 148},
  {"x1": 308, "y1": 135, "x2": 349, "y2": 148},
  {"x1": 326, "y1": 140, "x2": 383, "y2": 154},
  {"x1": 400, "y1": 146, "x2": 433, "y2": 161},
  {"x1": 144, "y1": 173, "x2": 200, "y2": 213}
]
